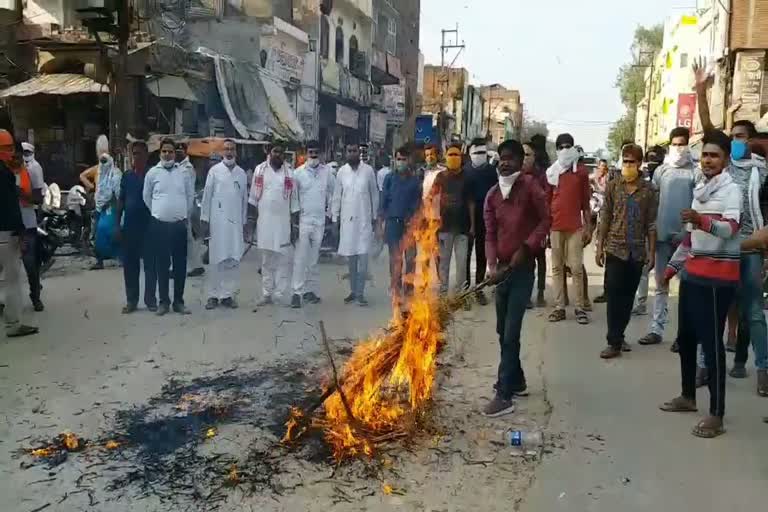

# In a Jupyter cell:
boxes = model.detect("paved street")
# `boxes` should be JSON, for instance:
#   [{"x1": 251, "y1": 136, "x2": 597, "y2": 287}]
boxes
[{"x1": 1, "y1": 250, "x2": 767, "y2": 511}]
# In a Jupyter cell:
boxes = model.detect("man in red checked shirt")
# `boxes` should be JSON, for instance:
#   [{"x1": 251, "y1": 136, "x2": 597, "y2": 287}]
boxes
[{"x1": 482, "y1": 139, "x2": 551, "y2": 418}]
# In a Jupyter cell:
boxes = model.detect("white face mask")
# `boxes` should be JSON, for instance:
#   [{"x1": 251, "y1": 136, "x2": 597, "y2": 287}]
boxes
[
  {"x1": 223, "y1": 156, "x2": 236, "y2": 167},
  {"x1": 307, "y1": 157, "x2": 320, "y2": 168},
  {"x1": 667, "y1": 146, "x2": 691, "y2": 167},
  {"x1": 498, "y1": 172, "x2": 521, "y2": 199},
  {"x1": 161, "y1": 158, "x2": 175, "y2": 169},
  {"x1": 470, "y1": 145, "x2": 488, "y2": 168},
  {"x1": 23, "y1": 154, "x2": 34, "y2": 163},
  {"x1": 557, "y1": 147, "x2": 580, "y2": 168}
]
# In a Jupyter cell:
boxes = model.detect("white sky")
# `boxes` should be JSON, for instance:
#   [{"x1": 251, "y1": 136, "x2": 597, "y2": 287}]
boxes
[{"x1": 420, "y1": 0, "x2": 697, "y2": 151}]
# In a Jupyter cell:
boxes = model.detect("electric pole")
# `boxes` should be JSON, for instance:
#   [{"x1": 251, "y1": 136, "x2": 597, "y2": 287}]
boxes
[{"x1": 438, "y1": 25, "x2": 464, "y2": 149}]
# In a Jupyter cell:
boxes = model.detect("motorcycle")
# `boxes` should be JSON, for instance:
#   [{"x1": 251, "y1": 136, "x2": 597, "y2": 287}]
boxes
[{"x1": 39, "y1": 185, "x2": 93, "y2": 256}]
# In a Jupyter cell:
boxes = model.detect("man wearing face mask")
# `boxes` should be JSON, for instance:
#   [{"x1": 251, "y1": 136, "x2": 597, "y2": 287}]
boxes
[
  {"x1": 143, "y1": 139, "x2": 195, "y2": 315},
  {"x1": 726, "y1": 120, "x2": 768, "y2": 396},
  {"x1": 597, "y1": 144, "x2": 657, "y2": 359},
  {"x1": 465, "y1": 138, "x2": 497, "y2": 306},
  {"x1": 291, "y1": 141, "x2": 335, "y2": 308},
  {"x1": 249, "y1": 140, "x2": 300, "y2": 307},
  {"x1": 482, "y1": 139, "x2": 550, "y2": 417},
  {"x1": 201, "y1": 139, "x2": 248, "y2": 311},
  {"x1": 379, "y1": 145, "x2": 423, "y2": 305},
  {"x1": 18, "y1": 142, "x2": 45, "y2": 311},
  {"x1": 546, "y1": 133, "x2": 592, "y2": 325},
  {"x1": 633, "y1": 128, "x2": 696, "y2": 347}
]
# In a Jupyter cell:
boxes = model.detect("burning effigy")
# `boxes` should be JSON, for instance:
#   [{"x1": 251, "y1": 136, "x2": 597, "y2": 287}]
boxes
[{"x1": 283, "y1": 204, "x2": 491, "y2": 461}]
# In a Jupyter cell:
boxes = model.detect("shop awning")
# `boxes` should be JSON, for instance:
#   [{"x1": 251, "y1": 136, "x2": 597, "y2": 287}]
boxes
[
  {"x1": 257, "y1": 70, "x2": 305, "y2": 141},
  {"x1": 145, "y1": 75, "x2": 200, "y2": 102},
  {"x1": 0, "y1": 74, "x2": 108, "y2": 98}
]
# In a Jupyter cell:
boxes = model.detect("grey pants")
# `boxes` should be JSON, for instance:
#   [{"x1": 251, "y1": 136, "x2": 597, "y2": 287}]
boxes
[
  {"x1": 438, "y1": 233, "x2": 469, "y2": 295},
  {"x1": 347, "y1": 254, "x2": 369, "y2": 298}
]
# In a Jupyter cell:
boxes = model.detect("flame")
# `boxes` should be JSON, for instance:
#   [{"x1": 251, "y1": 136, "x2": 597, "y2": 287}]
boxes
[
  {"x1": 205, "y1": 428, "x2": 217, "y2": 439},
  {"x1": 30, "y1": 447, "x2": 55, "y2": 458},
  {"x1": 105, "y1": 440, "x2": 120, "y2": 450},
  {"x1": 382, "y1": 483, "x2": 394, "y2": 495},
  {"x1": 227, "y1": 464, "x2": 239, "y2": 484},
  {"x1": 285, "y1": 200, "x2": 453, "y2": 460},
  {"x1": 62, "y1": 432, "x2": 80, "y2": 451}
]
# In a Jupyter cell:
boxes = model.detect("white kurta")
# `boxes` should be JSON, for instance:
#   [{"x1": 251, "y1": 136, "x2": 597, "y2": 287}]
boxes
[
  {"x1": 201, "y1": 163, "x2": 248, "y2": 265},
  {"x1": 293, "y1": 163, "x2": 334, "y2": 295},
  {"x1": 332, "y1": 162, "x2": 379, "y2": 257},
  {"x1": 248, "y1": 162, "x2": 299, "y2": 252}
]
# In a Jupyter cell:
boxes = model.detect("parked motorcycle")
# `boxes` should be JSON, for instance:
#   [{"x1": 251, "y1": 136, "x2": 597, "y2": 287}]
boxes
[{"x1": 39, "y1": 185, "x2": 93, "y2": 256}]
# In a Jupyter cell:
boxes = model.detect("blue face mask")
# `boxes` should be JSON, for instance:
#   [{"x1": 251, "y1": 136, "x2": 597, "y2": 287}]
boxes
[
  {"x1": 394, "y1": 161, "x2": 409, "y2": 174},
  {"x1": 731, "y1": 140, "x2": 748, "y2": 160}
]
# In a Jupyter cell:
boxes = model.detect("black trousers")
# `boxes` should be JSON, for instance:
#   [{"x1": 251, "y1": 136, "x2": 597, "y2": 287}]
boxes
[
  {"x1": 535, "y1": 251, "x2": 546, "y2": 293},
  {"x1": 677, "y1": 280, "x2": 735, "y2": 418},
  {"x1": 122, "y1": 226, "x2": 157, "y2": 308},
  {"x1": 150, "y1": 218, "x2": 187, "y2": 306},
  {"x1": 466, "y1": 224, "x2": 487, "y2": 288},
  {"x1": 22, "y1": 228, "x2": 41, "y2": 302},
  {"x1": 495, "y1": 262, "x2": 535, "y2": 399},
  {"x1": 605, "y1": 255, "x2": 644, "y2": 348}
]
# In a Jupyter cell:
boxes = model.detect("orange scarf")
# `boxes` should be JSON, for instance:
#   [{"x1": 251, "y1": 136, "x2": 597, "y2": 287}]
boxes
[{"x1": 13, "y1": 165, "x2": 32, "y2": 206}]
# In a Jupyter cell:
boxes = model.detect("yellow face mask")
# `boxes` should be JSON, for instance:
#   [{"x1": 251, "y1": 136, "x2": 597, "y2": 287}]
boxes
[
  {"x1": 445, "y1": 149, "x2": 462, "y2": 171},
  {"x1": 425, "y1": 148, "x2": 438, "y2": 166},
  {"x1": 622, "y1": 163, "x2": 639, "y2": 182}
]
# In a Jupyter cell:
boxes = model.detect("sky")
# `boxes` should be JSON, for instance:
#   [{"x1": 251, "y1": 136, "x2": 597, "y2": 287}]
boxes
[{"x1": 419, "y1": 0, "x2": 697, "y2": 151}]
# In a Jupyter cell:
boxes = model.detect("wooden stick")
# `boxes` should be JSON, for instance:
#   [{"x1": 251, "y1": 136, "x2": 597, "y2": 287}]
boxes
[{"x1": 319, "y1": 321, "x2": 357, "y2": 424}]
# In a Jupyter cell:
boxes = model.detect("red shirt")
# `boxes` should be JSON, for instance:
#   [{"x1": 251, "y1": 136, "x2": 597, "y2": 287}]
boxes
[
  {"x1": 484, "y1": 174, "x2": 551, "y2": 267},
  {"x1": 550, "y1": 164, "x2": 590, "y2": 232}
]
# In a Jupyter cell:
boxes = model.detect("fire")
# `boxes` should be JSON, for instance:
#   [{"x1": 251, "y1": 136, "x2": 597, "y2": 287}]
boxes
[
  {"x1": 30, "y1": 447, "x2": 55, "y2": 458},
  {"x1": 382, "y1": 483, "x2": 394, "y2": 495},
  {"x1": 285, "y1": 202, "x2": 457, "y2": 460},
  {"x1": 227, "y1": 464, "x2": 239, "y2": 484},
  {"x1": 62, "y1": 432, "x2": 80, "y2": 451},
  {"x1": 205, "y1": 427, "x2": 217, "y2": 439},
  {"x1": 105, "y1": 440, "x2": 120, "y2": 450}
]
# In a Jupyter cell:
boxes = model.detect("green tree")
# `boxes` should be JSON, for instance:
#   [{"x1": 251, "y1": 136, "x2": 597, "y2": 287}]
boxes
[{"x1": 607, "y1": 24, "x2": 663, "y2": 158}]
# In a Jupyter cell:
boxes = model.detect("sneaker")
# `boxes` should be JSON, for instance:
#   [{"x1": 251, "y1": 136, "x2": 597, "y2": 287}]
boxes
[
  {"x1": 156, "y1": 304, "x2": 170, "y2": 316},
  {"x1": 730, "y1": 365, "x2": 748, "y2": 379},
  {"x1": 291, "y1": 294, "x2": 302, "y2": 309},
  {"x1": 512, "y1": 387, "x2": 530, "y2": 398},
  {"x1": 696, "y1": 368, "x2": 709, "y2": 388},
  {"x1": 221, "y1": 297, "x2": 238, "y2": 309},
  {"x1": 205, "y1": 298, "x2": 219, "y2": 310},
  {"x1": 32, "y1": 299, "x2": 44, "y2": 312},
  {"x1": 344, "y1": 293, "x2": 357, "y2": 304},
  {"x1": 172, "y1": 304, "x2": 191, "y2": 315},
  {"x1": 187, "y1": 267, "x2": 205, "y2": 277},
  {"x1": 632, "y1": 304, "x2": 647, "y2": 316},
  {"x1": 757, "y1": 369, "x2": 768, "y2": 397},
  {"x1": 6, "y1": 324, "x2": 39, "y2": 337},
  {"x1": 622, "y1": 342, "x2": 633, "y2": 352},
  {"x1": 476, "y1": 291, "x2": 489, "y2": 306},
  {"x1": 482, "y1": 396, "x2": 516, "y2": 417},
  {"x1": 670, "y1": 340, "x2": 680, "y2": 353},
  {"x1": 303, "y1": 292, "x2": 322, "y2": 304},
  {"x1": 146, "y1": 304, "x2": 158, "y2": 313},
  {"x1": 358, "y1": 297, "x2": 369, "y2": 307},
  {"x1": 638, "y1": 333, "x2": 662, "y2": 346},
  {"x1": 593, "y1": 294, "x2": 607, "y2": 304},
  {"x1": 122, "y1": 304, "x2": 138, "y2": 314},
  {"x1": 600, "y1": 346, "x2": 622, "y2": 359}
]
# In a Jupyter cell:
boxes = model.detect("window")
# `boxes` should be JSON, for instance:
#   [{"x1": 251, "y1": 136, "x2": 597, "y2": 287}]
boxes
[
  {"x1": 680, "y1": 53, "x2": 688, "y2": 68},
  {"x1": 320, "y1": 16, "x2": 330, "y2": 59},
  {"x1": 386, "y1": 17, "x2": 397, "y2": 54},
  {"x1": 335, "y1": 26, "x2": 344, "y2": 64},
  {"x1": 349, "y1": 35, "x2": 359, "y2": 69}
]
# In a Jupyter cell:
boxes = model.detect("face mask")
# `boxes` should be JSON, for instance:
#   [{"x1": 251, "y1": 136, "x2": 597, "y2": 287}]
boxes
[
  {"x1": 667, "y1": 146, "x2": 690, "y2": 167},
  {"x1": 307, "y1": 157, "x2": 320, "y2": 168},
  {"x1": 557, "y1": 147, "x2": 580, "y2": 168},
  {"x1": 498, "y1": 172, "x2": 520, "y2": 199},
  {"x1": 99, "y1": 155, "x2": 109, "y2": 165},
  {"x1": 731, "y1": 140, "x2": 748, "y2": 160},
  {"x1": 622, "y1": 163, "x2": 639, "y2": 182},
  {"x1": 161, "y1": 158, "x2": 175, "y2": 169},
  {"x1": 470, "y1": 154, "x2": 487, "y2": 167},
  {"x1": 425, "y1": 153, "x2": 438, "y2": 167},
  {"x1": 394, "y1": 161, "x2": 409, "y2": 174},
  {"x1": 445, "y1": 154, "x2": 462, "y2": 171},
  {"x1": 23, "y1": 154, "x2": 34, "y2": 163},
  {"x1": 223, "y1": 156, "x2": 236, "y2": 167}
]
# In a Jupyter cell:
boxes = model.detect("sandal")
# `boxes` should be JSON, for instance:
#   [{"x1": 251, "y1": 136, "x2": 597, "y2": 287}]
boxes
[
  {"x1": 575, "y1": 309, "x2": 590, "y2": 325},
  {"x1": 692, "y1": 417, "x2": 725, "y2": 439},
  {"x1": 660, "y1": 396, "x2": 698, "y2": 413},
  {"x1": 548, "y1": 309, "x2": 566, "y2": 322}
]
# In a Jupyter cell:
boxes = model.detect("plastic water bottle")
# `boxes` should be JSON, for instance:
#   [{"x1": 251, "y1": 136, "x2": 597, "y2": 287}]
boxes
[{"x1": 503, "y1": 429, "x2": 544, "y2": 451}]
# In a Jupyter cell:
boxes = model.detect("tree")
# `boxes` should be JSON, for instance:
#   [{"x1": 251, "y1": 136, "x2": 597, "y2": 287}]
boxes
[
  {"x1": 521, "y1": 114, "x2": 549, "y2": 142},
  {"x1": 607, "y1": 24, "x2": 663, "y2": 158}
]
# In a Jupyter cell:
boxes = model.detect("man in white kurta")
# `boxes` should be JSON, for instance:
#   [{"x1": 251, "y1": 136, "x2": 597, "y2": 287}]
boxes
[
  {"x1": 201, "y1": 140, "x2": 248, "y2": 309},
  {"x1": 249, "y1": 143, "x2": 299, "y2": 305},
  {"x1": 332, "y1": 143, "x2": 379, "y2": 306},
  {"x1": 291, "y1": 142, "x2": 335, "y2": 308}
]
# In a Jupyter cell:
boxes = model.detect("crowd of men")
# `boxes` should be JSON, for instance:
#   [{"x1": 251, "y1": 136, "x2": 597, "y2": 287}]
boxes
[{"x1": 4, "y1": 90, "x2": 768, "y2": 432}]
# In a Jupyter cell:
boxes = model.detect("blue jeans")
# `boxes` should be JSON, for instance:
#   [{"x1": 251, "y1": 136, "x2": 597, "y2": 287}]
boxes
[
  {"x1": 494, "y1": 263, "x2": 535, "y2": 399},
  {"x1": 347, "y1": 254, "x2": 369, "y2": 298},
  {"x1": 734, "y1": 252, "x2": 768, "y2": 370},
  {"x1": 647, "y1": 241, "x2": 676, "y2": 336}
]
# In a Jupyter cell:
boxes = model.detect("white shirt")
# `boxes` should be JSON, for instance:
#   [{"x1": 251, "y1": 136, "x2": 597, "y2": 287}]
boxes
[
  {"x1": 249, "y1": 161, "x2": 300, "y2": 252},
  {"x1": 143, "y1": 162, "x2": 194, "y2": 222},
  {"x1": 20, "y1": 158, "x2": 45, "y2": 229},
  {"x1": 377, "y1": 166, "x2": 391, "y2": 191},
  {"x1": 201, "y1": 162, "x2": 248, "y2": 264},
  {"x1": 294, "y1": 163, "x2": 335, "y2": 222},
  {"x1": 332, "y1": 162, "x2": 378, "y2": 256}
]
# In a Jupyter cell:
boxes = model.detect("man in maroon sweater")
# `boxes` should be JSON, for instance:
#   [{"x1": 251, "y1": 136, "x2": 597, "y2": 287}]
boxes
[{"x1": 482, "y1": 139, "x2": 551, "y2": 417}]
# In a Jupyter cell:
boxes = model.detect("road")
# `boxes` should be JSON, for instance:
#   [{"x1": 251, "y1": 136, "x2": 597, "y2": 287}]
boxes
[{"x1": 1, "y1": 250, "x2": 766, "y2": 511}]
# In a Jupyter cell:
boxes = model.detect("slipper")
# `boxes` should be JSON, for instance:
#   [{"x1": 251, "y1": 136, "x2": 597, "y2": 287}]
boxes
[
  {"x1": 692, "y1": 419, "x2": 725, "y2": 439},
  {"x1": 548, "y1": 309, "x2": 566, "y2": 323},
  {"x1": 660, "y1": 397, "x2": 698, "y2": 413},
  {"x1": 575, "y1": 309, "x2": 590, "y2": 325}
]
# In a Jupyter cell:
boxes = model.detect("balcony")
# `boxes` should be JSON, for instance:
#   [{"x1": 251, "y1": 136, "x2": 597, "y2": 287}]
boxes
[
  {"x1": 321, "y1": 59, "x2": 371, "y2": 107},
  {"x1": 370, "y1": 48, "x2": 401, "y2": 86},
  {"x1": 336, "y1": 0, "x2": 373, "y2": 19}
]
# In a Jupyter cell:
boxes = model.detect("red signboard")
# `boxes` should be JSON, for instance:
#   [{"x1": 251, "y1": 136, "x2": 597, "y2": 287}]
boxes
[{"x1": 677, "y1": 93, "x2": 697, "y2": 129}]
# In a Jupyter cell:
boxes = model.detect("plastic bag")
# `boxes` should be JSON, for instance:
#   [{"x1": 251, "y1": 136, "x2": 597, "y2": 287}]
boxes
[{"x1": 95, "y1": 209, "x2": 120, "y2": 260}]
